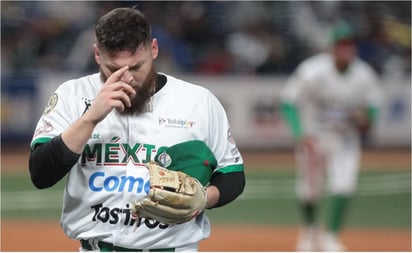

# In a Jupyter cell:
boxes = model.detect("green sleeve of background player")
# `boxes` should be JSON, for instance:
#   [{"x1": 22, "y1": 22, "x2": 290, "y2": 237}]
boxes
[
  {"x1": 367, "y1": 105, "x2": 379, "y2": 123},
  {"x1": 280, "y1": 101, "x2": 303, "y2": 139}
]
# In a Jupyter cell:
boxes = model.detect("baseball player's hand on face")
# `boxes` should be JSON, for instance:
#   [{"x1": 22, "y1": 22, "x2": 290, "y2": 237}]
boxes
[{"x1": 85, "y1": 66, "x2": 136, "y2": 124}]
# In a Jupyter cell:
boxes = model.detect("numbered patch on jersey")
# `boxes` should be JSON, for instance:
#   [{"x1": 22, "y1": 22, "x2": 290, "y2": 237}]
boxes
[{"x1": 43, "y1": 93, "x2": 58, "y2": 115}]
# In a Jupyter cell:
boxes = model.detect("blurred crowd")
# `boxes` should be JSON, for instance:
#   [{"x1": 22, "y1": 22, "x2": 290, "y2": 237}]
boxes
[{"x1": 1, "y1": 1, "x2": 411, "y2": 79}]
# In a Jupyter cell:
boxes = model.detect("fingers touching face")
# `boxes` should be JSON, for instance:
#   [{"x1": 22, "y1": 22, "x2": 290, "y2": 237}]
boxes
[{"x1": 94, "y1": 39, "x2": 158, "y2": 87}]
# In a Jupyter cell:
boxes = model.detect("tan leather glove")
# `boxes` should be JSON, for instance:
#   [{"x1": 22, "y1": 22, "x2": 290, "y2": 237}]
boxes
[{"x1": 131, "y1": 162, "x2": 207, "y2": 224}]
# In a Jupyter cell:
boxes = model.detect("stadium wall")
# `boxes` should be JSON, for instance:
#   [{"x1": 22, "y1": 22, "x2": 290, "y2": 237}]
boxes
[{"x1": 2, "y1": 74, "x2": 410, "y2": 148}]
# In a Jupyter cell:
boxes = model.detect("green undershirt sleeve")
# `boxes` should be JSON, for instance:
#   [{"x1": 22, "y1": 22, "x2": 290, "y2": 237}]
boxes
[{"x1": 280, "y1": 101, "x2": 303, "y2": 139}]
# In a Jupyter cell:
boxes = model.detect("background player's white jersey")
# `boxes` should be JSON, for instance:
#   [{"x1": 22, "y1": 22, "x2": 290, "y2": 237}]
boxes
[
  {"x1": 31, "y1": 73, "x2": 244, "y2": 249},
  {"x1": 281, "y1": 53, "x2": 383, "y2": 137}
]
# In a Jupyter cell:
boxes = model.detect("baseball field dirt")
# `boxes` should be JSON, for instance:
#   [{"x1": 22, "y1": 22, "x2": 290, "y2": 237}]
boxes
[
  {"x1": 1, "y1": 147, "x2": 410, "y2": 251},
  {"x1": 1, "y1": 221, "x2": 410, "y2": 251}
]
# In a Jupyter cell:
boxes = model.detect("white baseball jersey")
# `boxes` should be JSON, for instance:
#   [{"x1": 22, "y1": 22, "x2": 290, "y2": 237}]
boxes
[
  {"x1": 31, "y1": 73, "x2": 244, "y2": 249},
  {"x1": 281, "y1": 53, "x2": 383, "y2": 137},
  {"x1": 281, "y1": 53, "x2": 383, "y2": 195}
]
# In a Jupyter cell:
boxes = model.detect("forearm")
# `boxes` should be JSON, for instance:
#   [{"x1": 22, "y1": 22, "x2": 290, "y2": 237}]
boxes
[
  {"x1": 205, "y1": 185, "x2": 220, "y2": 208},
  {"x1": 207, "y1": 171, "x2": 245, "y2": 208},
  {"x1": 280, "y1": 101, "x2": 303, "y2": 139},
  {"x1": 30, "y1": 113, "x2": 98, "y2": 189},
  {"x1": 61, "y1": 112, "x2": 99, "y2": 154},
  {"x1": 29, "y1": 135, "x2": 80, "y2": 189}
]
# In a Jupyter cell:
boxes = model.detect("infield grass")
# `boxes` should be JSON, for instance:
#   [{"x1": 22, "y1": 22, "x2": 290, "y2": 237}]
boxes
[{"x1": 2, "y1": 169, "x2": 410, "y2": 229}]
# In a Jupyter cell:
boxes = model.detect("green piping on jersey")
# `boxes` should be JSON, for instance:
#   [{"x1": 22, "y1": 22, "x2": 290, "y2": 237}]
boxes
[
  {"x1": 216, "y1": 164, "x2": 244, "y2": 174},
  {"x1": 31, "y1": 137, "x2": 53, "y2": 149},
  {"x1": 280, "y1": 101, "x2": 303, "y2": 139}
]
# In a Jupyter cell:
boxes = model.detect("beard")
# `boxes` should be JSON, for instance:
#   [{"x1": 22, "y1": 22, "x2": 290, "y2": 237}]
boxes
[{"x1": 100, "y1": 66, "x2": 157, "y2": 115}]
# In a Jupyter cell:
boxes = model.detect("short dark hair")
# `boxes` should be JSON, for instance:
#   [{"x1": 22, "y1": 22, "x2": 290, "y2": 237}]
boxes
[{"x1": 95, "y1": 7, "x2": 151, "y2": 53}]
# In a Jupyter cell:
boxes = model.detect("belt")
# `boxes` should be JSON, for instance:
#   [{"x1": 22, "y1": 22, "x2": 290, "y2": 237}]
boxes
[{"x1": 80, "y1": 239, "x2": 175, "y2": 252}]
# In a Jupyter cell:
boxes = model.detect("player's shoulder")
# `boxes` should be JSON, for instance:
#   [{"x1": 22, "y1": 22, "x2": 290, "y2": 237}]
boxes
[
  {"x1": 351, "y1": 57, "x2": 378, "y2": 75},
  {"x1": 295, "y1": 53, "x2": 331, "y2": 76},
  {"x1": 60, "y1": 72, "x2": 100, "y2": 87},
  {"x1": 57, "y1": 73, "x2": 100, "y2": 94},
  {"x1": 162, "y1": 73, "x2": 213, "y2": 96},
  {"x1": 300, "y1": 53, "x2": 331, "y2": 68}
]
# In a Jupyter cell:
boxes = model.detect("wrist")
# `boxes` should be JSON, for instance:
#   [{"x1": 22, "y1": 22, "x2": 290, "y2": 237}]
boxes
[
  {"x1": 205, "y1": 185, "x2": 220, "y2": 209},
  {"x1": 61, "y1": 115, "x2": 98, "y2": 154},
  {"x1": 82, "y1": 110, "x2": 101, "y2": 126}
]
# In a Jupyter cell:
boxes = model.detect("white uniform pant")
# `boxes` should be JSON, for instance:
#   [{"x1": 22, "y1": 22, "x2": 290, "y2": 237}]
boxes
[
  {"x1": 79, "y1": 242, "x2": 199, "y2": 252},
  {"x1": 295, "y1": 132, "x2": 361, "y2": 201}
]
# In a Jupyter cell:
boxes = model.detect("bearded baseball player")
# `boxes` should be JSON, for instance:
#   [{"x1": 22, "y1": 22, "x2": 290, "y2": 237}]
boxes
[
  {"x1": 29, "y1": 7, "x2": 245, "y2": 252},
  {"x1": 280, "y1": 21, "x2": 383, "y2": 251}
]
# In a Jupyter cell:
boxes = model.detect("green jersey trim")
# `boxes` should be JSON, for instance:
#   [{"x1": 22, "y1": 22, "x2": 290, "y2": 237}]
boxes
[
  {"x1": 31, "y1": 137, "x2": 53, "y2": 149},
  {"x1": 216, "y1": 164, "x2": 244, "y2": 174}
]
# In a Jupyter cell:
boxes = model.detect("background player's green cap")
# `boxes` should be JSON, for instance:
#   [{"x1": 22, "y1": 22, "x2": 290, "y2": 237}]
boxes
[
  {"x1": 331, "y1": 20, "x2": 354, "y2": 43},
  {"x1": 154, "y1": 140, "x2": 217, "y2": 186}
]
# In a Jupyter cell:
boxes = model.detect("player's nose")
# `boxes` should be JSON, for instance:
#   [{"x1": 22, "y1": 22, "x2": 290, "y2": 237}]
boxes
[{"x1": 120, "y1": 71, "x2": 134, "y2": 85}]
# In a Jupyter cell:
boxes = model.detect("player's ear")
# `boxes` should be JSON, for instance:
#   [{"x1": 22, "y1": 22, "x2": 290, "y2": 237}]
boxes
[
  {"x1": 94, "y1": 44, "x2": 101, "y2": 65},
  {"x1": 151, "y1": 39, "x2": 159, "y2": 60}
]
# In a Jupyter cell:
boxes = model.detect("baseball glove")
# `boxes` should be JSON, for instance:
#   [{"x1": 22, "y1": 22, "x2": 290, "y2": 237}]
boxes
[
  {"x1": 130, "y1": 162, "x2": 207, "y2": 224},
  {"x1": 348, "y1": 107, "x2": 372, "y2": 138}
]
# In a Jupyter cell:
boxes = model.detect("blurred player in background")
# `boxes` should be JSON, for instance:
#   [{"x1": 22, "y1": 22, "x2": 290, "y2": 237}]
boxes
[{"x1": 280, "y1": 21, "x2": 383, "y2": 251}]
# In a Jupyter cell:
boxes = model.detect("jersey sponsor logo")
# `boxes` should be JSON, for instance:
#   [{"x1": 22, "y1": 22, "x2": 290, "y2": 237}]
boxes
[
  {"x1": 91, "y1": 203, "x2": 169, "y2": 229},
  {"x1": 88, "y1": 171, "x2": 150, "y2": 194},
  {"x1": 82, "y1": 139, "x2": 157, "y2": 166},
  {"x1": 158, "y1": 117, "x2": 196, "y2": 128}
]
